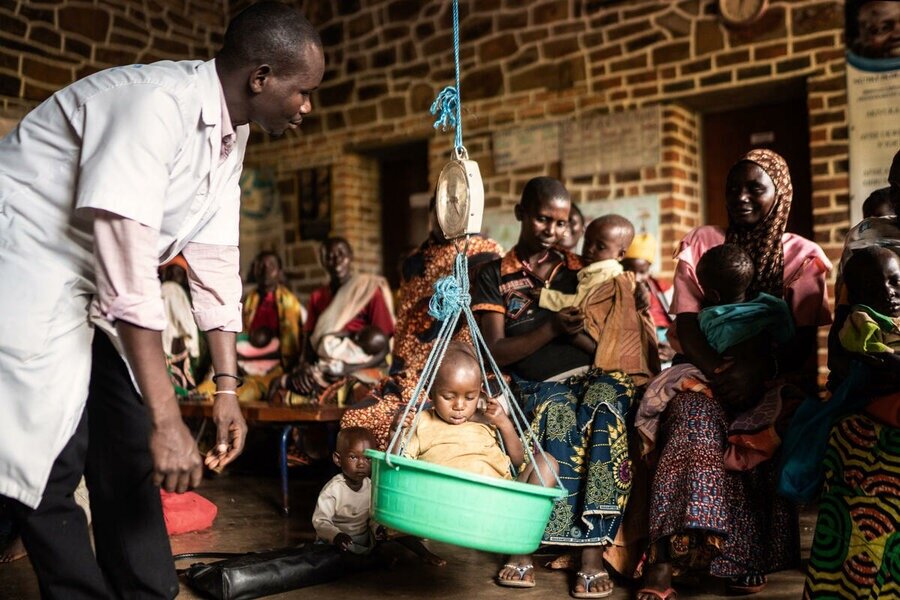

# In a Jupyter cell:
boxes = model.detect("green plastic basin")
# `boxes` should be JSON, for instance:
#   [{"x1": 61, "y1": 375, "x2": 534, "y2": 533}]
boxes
[{"x1": 366, "y1": 449, "x2": 564, "y2": 555}]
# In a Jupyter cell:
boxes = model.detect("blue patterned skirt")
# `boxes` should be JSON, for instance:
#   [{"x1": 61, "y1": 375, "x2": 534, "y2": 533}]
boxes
[{"x1": 515, "y1": 369, "x2": 635, "y2": 546}]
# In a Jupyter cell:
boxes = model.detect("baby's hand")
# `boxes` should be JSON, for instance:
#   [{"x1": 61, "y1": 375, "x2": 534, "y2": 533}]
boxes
[
  {"x1": 479, "y1": 395, "x2": 510, "y2": 427},
  {"x1": 391, "y1": 407, "x2": 416, "y2": 431},
  {"x1": 333, "y1": 533, "x2": 353, "y2": 552}
]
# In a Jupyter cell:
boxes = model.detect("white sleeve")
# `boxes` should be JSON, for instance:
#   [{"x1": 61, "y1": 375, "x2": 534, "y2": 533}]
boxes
[
  {"x1": 311, "y1": 484, "x2": 342, "y2": 543},
  {"x1": 74, "y1": 85, "x2": 184, "y2": 229},
  {"x1": 181, "y1": 242, "x2": 242, "y2": 332}
]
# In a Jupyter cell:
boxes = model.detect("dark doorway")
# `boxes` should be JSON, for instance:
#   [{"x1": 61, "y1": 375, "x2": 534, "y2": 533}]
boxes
[
  {"x1": 373, "y1": 141, "x2": 430, "y2": 288},
  {"x1": 702, "y1": 94, "x2": 813, "y2": 239}
]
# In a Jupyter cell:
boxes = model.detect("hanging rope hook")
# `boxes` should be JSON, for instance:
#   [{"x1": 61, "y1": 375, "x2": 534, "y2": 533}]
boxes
[{"x1": 429, "y1": 86, "x2": 459, "y2": 133}]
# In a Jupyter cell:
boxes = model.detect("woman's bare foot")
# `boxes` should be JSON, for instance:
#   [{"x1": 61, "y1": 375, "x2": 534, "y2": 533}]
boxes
[
  {"x1": 497, "y1": 554, "x2": 535, "y2": 587},
  {"x1": 636, "y1": 562, "x2": 675, "y2": 600},
  {"x1": 572, "y1": 546, "x2": 614, "y2": 596},
  {"x1": 0, "y1": 537, "x2": 26, "y2": 563}
]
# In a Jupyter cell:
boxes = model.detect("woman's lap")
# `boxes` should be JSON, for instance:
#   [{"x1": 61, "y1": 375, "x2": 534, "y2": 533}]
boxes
[
  {"x1": 517, "y1": 369, "x2": 635, "y2": 546},
  {"x1": 649, "y1": 391, "x2": 799, "y2": 577}
]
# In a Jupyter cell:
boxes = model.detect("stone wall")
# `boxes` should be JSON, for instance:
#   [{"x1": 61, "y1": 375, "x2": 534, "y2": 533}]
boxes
[
  {"x1": 1, "y1": 0, "x2": 851, "y2": 379},
  {"x1": 0, "y1": 0, "x2": 227, "y2": 117},
  {"x1": 245, "y1": 0, "x2": 848, "y2": 285}
]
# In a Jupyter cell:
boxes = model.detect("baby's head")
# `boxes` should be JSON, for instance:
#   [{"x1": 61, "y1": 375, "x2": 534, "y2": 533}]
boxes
[
  {"x1": 430, "y1": 341, "x2": 482, "y2": 426},
  {"x1": 582, "y1": 214, "x2": 635, "y2": 264},
  {"x1": 249, "y1": 326, "x2": 276, "y2": 349},
  {"x1": 333, "y1": 427, "x2": 376, "y2": 485},
  {"x1": 844, "y1": 246, "x2": 900, "y2": 317},
  {"x1": 862, "y1": 186, "x2": 896, "y2": 219},
  {"x1": 350, "y1": 325, "x2": 388, "y2": 356},
  {"x1": 558, "y1": 202, "x2": 585, "y2": 252},
  {"x1": 696, "y1": 244, "x2": 755, "y2": 306}
]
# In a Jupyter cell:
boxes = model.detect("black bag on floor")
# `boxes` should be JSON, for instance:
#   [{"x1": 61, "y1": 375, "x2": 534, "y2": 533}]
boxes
[{"x1": 174, "y1": 543, "x2": 348, "y2": 600}]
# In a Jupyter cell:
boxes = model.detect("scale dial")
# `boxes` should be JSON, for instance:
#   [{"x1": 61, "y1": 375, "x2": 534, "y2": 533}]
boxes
[{"x1": 434, "y1": 149, "x2": 484, "y2": 239}]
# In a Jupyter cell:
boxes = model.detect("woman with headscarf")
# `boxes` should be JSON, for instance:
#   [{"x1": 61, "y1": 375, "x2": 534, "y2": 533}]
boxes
[{"x1": 636, "y1": 150, "x2": 832, "y2": 600}]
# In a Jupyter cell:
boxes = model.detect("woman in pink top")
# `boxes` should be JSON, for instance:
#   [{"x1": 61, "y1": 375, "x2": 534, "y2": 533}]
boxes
[{"x1": 637, "y1": 150, "x2": 832, "y2": 600}]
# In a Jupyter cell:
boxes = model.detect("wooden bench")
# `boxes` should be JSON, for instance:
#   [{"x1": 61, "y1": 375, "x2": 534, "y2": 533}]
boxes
[{"x1": 179, "y1": 398, "x2": 345, "y2": 515}]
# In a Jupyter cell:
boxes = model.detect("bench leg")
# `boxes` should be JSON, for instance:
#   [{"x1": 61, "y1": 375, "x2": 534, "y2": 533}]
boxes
[{"x1": 279, "y1": 424, "x2": 292, "y2": 516}]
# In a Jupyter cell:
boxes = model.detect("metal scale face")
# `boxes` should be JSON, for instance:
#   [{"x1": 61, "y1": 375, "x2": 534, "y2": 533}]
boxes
[{"x1": 435, "y1": 147, "x2": 484, "y2": 240}]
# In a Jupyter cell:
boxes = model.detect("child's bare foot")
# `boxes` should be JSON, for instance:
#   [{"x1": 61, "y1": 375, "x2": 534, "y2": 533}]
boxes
[
  {"x1": 636, "y1": 562, "x2": 676, "y2": 600},
  {"x1": 0, "y1": 537, "x2": 26, "y2": 563},
  {"x1": 545, "y1": 551, "x2": 577, "y2": 570},
  {"x1": 572, "y1": 546, "x2": 614, "y2": 597},
  {"x1": 497, "y1": 554, "x2": 535, "y2": 588},
  {"x1": 395, "y1": 536, "x2": 446, "y2": 566}
]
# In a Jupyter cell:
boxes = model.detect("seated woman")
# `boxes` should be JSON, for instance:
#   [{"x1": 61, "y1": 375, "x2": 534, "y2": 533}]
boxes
[
  {"x1": 802, "y1": 246, "x2": 900, "y2": 599},
  {"x1": 474, "y1": 177, "x2": 641, "y2": 598},
  {"x1": 341, "y1": 199, "x2": 502, "y2": 449},
  {"x1": 277, "y1": 236, "x2": 395, "y2": 401},
  {"x1": 198, "y1": 250, "x2": 303, "y2": 402},
  {"x1": 637, "y1": 150, "x2": 832, "y2": 600}
]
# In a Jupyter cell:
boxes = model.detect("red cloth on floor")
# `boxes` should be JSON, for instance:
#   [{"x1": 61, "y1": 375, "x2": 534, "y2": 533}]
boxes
[{"x1": 160, "y1": 490, "x2": 218, "y2": 535}]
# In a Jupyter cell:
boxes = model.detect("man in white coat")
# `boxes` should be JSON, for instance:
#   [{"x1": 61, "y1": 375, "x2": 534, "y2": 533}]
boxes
[{"x1": 0, "y1": 3, "x2": 324, "y2": 598}]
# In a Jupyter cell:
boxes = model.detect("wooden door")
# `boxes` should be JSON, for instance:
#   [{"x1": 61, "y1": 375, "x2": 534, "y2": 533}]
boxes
[
  {"x1": 702, "y1": 95, "x2": 813, "y2": 239},
  {"x1": 377, "y1": 142, "x2": 429, "y2": 288}
]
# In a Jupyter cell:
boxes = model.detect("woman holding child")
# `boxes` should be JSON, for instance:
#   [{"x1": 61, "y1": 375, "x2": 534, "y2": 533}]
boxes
[
  {"x1": 637, "y1": 149, "x2": 832, "y2": 599},
  {"x1": 473, "y1": 177, "x2": 637, "y2": 598}
]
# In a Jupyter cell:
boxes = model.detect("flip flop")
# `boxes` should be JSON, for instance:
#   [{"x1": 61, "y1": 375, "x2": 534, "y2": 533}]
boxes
[
  {"x1": 496, "y1": 563, "x2": 536, "y2": 588},
  {"x1": 635, "y1": 588, "x2": 678, "y2": 600},
  {"x1": 570, "y1": 571, "x2": 613, "y2": 598}
]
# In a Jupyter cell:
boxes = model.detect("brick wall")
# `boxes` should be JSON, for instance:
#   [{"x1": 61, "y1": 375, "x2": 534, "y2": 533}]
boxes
[{"x1": 1, "y1": 0, "x2": 850, "y2": 379}]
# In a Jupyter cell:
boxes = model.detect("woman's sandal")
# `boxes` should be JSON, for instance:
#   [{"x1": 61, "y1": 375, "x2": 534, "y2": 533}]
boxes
[
  {"x1": 635, "y1": 588, "x2": 677, "y2": 600},
  {"x1": 727, "y1": 574, "x2": 767, "y2": 595},
  {"x1": 496, "y1": 563, "x2": 536, "y2": 588},
  {"x1": 570, "y1": 571, "x2": 613, "y2": 599}
]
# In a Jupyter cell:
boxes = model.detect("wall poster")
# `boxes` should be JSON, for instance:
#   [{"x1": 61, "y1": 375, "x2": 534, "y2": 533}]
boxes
[{"x1": 846, "y1": 0, "x2": 900, "y2": 225}]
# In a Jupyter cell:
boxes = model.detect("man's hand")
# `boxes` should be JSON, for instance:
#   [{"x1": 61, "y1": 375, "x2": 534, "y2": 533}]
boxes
[
  {"x1": 204, "y1": 394, "x2": 247, "y2": 471},
  {"x1": 150, "y1": 414, "x2": 203, "y2": 493}
]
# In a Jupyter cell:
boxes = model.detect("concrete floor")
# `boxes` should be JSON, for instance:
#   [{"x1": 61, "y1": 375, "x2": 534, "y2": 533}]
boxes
[{"x1": 1, "y1": 463, "x2": 817, "y2": 599}]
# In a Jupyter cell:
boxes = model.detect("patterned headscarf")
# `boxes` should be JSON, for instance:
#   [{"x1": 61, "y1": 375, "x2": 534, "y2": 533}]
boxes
[{"x1": 724, "y1": 149, "x2": 792, "y2": 298}]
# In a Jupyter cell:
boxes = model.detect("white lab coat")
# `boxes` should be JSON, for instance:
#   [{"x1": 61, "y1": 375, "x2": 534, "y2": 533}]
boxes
[{"x1": 0, "y1": 59, "x2": 247, "y2": 508}]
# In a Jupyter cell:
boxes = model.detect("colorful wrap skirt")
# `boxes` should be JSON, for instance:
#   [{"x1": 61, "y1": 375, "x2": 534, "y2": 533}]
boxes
[
  {"x1": 803, "y1": 413, "x2": 899, "y2": 599},
  {"x1": 516, "y1": 369, "x2": 635, "y2": 546}
]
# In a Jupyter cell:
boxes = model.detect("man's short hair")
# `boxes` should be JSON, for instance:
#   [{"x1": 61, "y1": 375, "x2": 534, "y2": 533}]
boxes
[{"x1": 217, "y1": 2, "x2": 322, "y2": 74}]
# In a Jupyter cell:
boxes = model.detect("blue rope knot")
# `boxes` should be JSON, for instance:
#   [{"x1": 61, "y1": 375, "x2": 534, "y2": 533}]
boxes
[
  {"x1": 428, "y1": 274, "x2": 469, "y2": 321},
  {"x1": 430, "y1": 86, "x2": 459, "y2": 133}
]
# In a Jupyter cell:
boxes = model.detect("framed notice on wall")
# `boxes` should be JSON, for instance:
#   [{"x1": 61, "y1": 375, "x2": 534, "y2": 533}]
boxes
[
  {"x1": 492, "y1": 123, "x2": 561, "y2": 171},
  {"x1": 295, "y1": 166, "x2": 332, "y2": 242},
  {"x1": 562, "y1": 106, "x2": 661, "y2": 178}
]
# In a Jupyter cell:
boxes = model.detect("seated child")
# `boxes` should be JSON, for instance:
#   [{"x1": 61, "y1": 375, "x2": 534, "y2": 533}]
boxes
[
  {"x1": 838, "y1": 245, "x2": 900, "y2": 419},
  {"x1": 540, "y1": 214, "x2": 659, "y2": 385},
  {"x1": 779, "y1": 245, "x2": 900, "y2": 502},
  {"x1": 637, "y1": 244, "x2": 801, "y2": 469},
  {"x1": 312, "y1": 427, "x2": 377, "y2": 555},
  {"x1": 622, "y1": 232, "x2": 676, "y2": 367},
  {"x1": 315, "y1": 426, "x2": 447, "y2": 565},
  {"x1": 392, "y1": 341, "x2": 558, "y2": 485}
]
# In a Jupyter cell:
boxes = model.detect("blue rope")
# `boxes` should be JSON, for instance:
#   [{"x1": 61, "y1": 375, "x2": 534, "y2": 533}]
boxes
[
  {"x1": 428, "y1": 0, "x2": 463, "y2": 151},
  {"x1": 384, "y1": 244, "x2": 565, "y2": 494}
]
